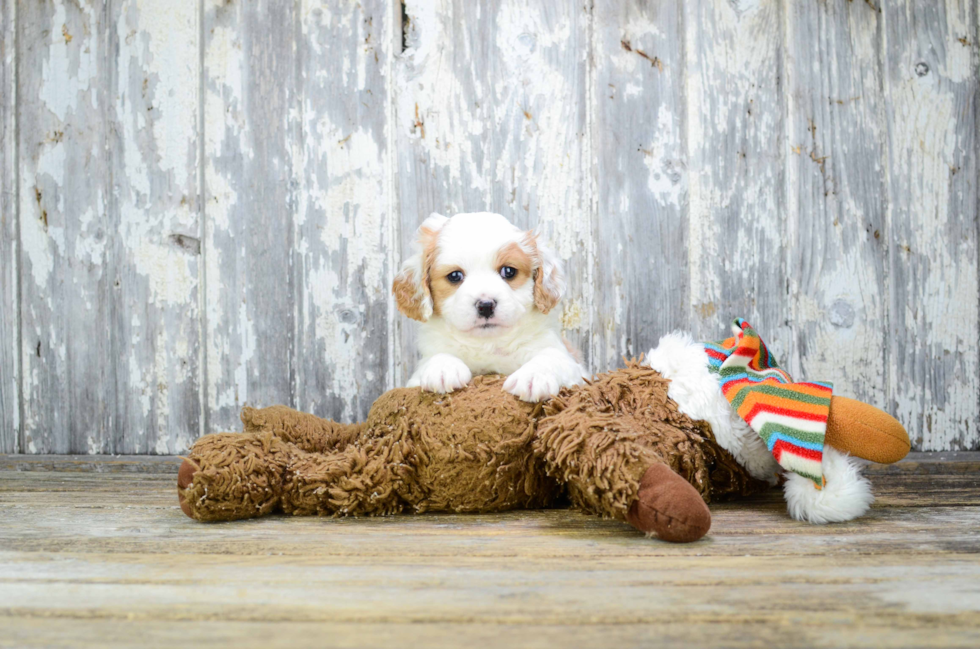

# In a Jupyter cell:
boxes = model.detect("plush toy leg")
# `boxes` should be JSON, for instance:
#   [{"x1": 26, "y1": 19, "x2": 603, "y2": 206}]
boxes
[
  {"x1": 280, "y1": 435, "x2": 409, "y2": 517},
  {"x1": 535, "y1": 404, "x2": 715, "y2": 542},
  {"x1": 783, "y1": 446, "x2": 874, "y2": 523},
  {"x1": 179, "y1": 430, "x2": 410, "y2": 522},
  {"x1": 240, "y1": 405, "x2": 366, "y2": 453},
  {"x1": 625, "y1": 464, "x2": 712, "y2": 543},
  {"x1": 178, "y1": 432, "x2": 299, "y2": 522}
]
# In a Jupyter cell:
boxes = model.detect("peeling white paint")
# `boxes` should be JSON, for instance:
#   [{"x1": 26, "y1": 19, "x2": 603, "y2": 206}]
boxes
[
  {"x1": 290, "y1": 0, "x2": 394, "y2": 422},
  {"x1": 131, "y1": 239, "x2": 196, "y2": 306},
  {"x1": 5, "y1": 0, "x2": 978, "y2": 454},
  {"x1": 398, "y1": 0, "x2": 490, "y2": 196},
  {"x1": 39, "y1": 2, "x2": 99, "y2": 123},
  {"x1": 642, "y1": 107, "x2": 685, "y2": 207},
  {"x1": 19, "y1": 192, "x2": 54, "y2": 290},
  {"x1": 130, "y1": 0, "x2": 198, "y2": 178},
  {"x1": 883, "y1": 1, "x2": 979, "y2": 450},
  {"x1": 308, "y1": 127, "x2": 386, "y2": 291},
  {"x1": 492, "y1": 2, "x2": 590, "y2": 261},
  {"x1": 204, "y1": 0, "x2": 251, "y2": 429}
]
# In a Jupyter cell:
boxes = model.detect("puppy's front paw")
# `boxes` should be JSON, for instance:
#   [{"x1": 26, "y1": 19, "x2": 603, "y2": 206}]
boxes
[
  {"x1": 414, "y1": 354, "x2": 473, "y2": 394},
  {"x1": 503, "y1": 364, "x2": 562, "y2": 402}
]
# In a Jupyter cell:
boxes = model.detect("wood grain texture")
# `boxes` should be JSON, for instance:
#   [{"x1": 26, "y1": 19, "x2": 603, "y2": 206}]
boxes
[
  {"x1": 17, "y1": 0, "x2": 113, "y2": 453},
  {"x1": 107, "y1": 0, "x2": 201, "y2": 453},
  {"x1": 591, "y1": 0, "x2": 688, "y2": 366},
  {"x1": 0, "y1": 453, "x2": 181, "y2": 473},
  {"x1": 0, "y1": 457, "x2": 978, "y2": 648},
  {"x1": 204, "y1": 0, "x2": 395, "y2": 430},
  {"x1": 2, "y1": 619, "x2": 979, "y2": 649},
  {"x1": 3, "y1": 0, "x2": 979, "y2": 452},
  {"x1": 16, "y1": 0, "x2": 201, "y2": 454},
  {"x1": 0, "y1": 0, "x2": 17, "y2": 453},
  {"x1": 293, "y1": 0, "x2": 393, "y2": 423},
  {"x1": 783, "y1": 0, "x2": 889, "y2": 404},
  {"x1": 684, "y1": 0, "x2": 788, "y2": 350},
  {"x1": 882, "y1": 0, "x2": 979, "y2": 450},
  {"x1": 395, "y1": 0, "x2": 592, "y2": 377},
  {"x1": 203, "y1": 0, "x2": 299, "y2": 433}
]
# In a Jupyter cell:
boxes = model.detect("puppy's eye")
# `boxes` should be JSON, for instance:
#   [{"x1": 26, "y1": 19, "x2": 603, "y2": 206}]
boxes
[
  {"x1": 446, "y1": 270, "x2": 464, "y2": 284},
  {"x1": 500, "y1": 266, "x2": 517, "y2": 280}
]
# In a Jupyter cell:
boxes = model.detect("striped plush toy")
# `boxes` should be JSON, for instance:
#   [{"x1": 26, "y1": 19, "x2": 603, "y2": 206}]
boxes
[{"x1": 645, "y1": 319, "x2": 910, "y2": 524}]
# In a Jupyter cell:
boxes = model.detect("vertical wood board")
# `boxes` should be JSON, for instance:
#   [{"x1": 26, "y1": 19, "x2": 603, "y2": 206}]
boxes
[
  {"x1": 293, "y1": 0, "x2": 393, "y2": 423},
  {"x1": 18, "y1": 0, "x2": 113, "y2": 453},
  {"x1": 782, "y1": 0, "x2": 889, "y2": 404},
  {"x1": 0, "y1": 0, "x2": 18, "y2": 452},
  {"x1": 684, "y1": 0, "x2": 787, "y2": 350},
  {"x1": 480, "y1": 1, "x2": 592, "y2": 368},
  {"x1": 592, "y1": 0, "x2": 688, "y2": 366},
  {"x1": 882, "y1": 0, "x2": 979, "y2": 449},
  {"x1": 203, "y1": 0, "x2": 298, "y2": 433},
  {"x1": 107, "y1": 0, "x2": 201, "y2": 453}
]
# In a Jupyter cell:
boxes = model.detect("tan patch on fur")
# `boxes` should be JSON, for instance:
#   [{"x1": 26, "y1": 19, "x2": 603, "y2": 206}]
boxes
[
  {"x1": 392, "y1": 270, "x2": 426, "y2": 321},
  {"x1": 392, "y1": 225, "x2": 442, "y2": 321},
  {"x1": 520, "y1": 232, "x2": 562, "y2": 314},
  {"x1": 494, "y1": 242, "x2": 533, "y2": 288},
  {"x1": 429, "y1": 264, "x2": 463, "y2": 316}
]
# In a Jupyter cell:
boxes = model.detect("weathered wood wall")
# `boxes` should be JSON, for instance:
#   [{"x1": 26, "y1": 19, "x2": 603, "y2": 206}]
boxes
[{"x1": 0, "y1": 0, "x2": 977, "y2": 454}]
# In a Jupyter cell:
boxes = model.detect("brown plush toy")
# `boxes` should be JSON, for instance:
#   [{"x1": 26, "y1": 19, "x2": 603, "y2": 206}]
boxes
[{"x1": 177, "y1": 358, "x2": 909, "y2": 542}]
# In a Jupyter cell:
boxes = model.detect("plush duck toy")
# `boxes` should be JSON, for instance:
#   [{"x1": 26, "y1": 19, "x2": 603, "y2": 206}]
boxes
[
  {"x1": 177, "y1": 319, "x2": 910, "y2": 541},
  {"x1": 644, "y1": 319, "x2": 910, "y2": 524}
]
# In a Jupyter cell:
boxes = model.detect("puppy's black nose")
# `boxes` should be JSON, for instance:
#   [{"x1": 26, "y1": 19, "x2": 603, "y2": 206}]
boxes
[{"x1": 477, "y1": 299, "x2": 496, "y2": 319}]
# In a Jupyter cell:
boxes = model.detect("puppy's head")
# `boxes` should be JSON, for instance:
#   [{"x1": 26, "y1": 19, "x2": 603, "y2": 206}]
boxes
[{"x1": 392, "y1": 212, "x2": 564, "y2": 335}]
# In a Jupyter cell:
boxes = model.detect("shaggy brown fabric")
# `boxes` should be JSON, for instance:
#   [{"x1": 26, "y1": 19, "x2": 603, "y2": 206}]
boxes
[
  {"x1": 536, "y1": 362, "x2": 766, "y2": 522},
  {"x1": 181, "y1": 375, "x2": 562, "y2": 522},
  {"x1": 178, "y1": 364, "x2": 769, "y2": 536},
  {"x1": 240, "y1": 405, "x2": 365, "y2": 453},
  {"x1": 385, "y1": 376, "x2": 560, "y2": 513},
  {"x1": 180, "y1": 432, "x2": 298, "y2": 522}
]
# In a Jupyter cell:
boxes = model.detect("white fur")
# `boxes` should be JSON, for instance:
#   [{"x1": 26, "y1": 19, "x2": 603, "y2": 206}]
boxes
[
  {"x1": 408, "y1": 353, "x2": 473, "y2": 393},
  {"x1": 645, "y1": 332, "x2": 780, "y2": 484},
  {"x1": 400, "y1": 212, "x2": 587, "y2": 402},
  {"x1": 783, "y1": 446, "x2": 874, "y2": 523}
]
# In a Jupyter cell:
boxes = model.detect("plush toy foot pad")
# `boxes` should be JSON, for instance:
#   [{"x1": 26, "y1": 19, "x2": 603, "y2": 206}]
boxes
[
  {"x1": 826, "y1": 396, "x2": 910, "y2": 464},
  {"x1": 177, "y1": 458, "x2": 199, "y2": 519},
  {"x1": 626, "y1": 464, "x2": 712, "y2": 543}
]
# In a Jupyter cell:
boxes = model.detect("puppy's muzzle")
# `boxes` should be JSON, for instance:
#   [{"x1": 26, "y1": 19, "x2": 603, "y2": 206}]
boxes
[{"x1": 476, "y1": 299, "x2": 496, "y2": 319}]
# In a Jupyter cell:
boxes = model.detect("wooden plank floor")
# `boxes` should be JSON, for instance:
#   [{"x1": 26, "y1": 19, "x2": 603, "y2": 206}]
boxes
[{"x1": 1, "y1": 454, "x2": 979, "y2": 648}]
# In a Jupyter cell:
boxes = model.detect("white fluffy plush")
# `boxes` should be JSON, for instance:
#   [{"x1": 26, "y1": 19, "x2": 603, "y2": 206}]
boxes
[
  {"x1": 783, "y1": 446, "x2": 873, "y2": 523},
  {"x1": 393, "y1": 212, "x2": 587, "y2": 402},
  {"x1": 645, "y1": 331, "x2": 874, "y2": 523},
  {"x1": 645, "y1": 332, "x2": 781, "y2": 484}
]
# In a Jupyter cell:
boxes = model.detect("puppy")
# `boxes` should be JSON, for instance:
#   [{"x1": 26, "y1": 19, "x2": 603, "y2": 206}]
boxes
[{"x1": 392, "y1": 211, "x2": 587, "y2": 402}]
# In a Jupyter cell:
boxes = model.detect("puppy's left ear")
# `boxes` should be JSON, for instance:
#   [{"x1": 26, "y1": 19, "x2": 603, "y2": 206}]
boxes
[
  {"x1": 529, "y1": 235, "x2": 565, "y2": 314},
  {"x1": 392, "y1": 213, "x2": 448, "y2": 321}
]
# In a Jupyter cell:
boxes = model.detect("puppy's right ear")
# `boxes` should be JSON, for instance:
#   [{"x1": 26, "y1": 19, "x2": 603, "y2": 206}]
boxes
[{"x1": 392, "y1": 213, "x2": 449, "y2": 321}]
